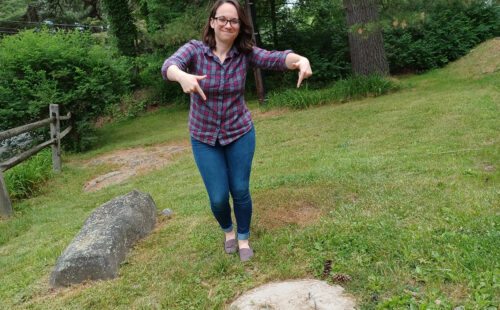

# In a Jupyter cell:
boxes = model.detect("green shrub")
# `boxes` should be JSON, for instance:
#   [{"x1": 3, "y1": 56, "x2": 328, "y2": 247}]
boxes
[
  {"x1": 3, "y1": 148, "x2": 53, "y2": 201},
  {"x1": 260, "y1": 0, "x2": 351, "y2": 89},
  {"x1": 384, "y1": 1, "x2": 500, "y2": 73},
  {"x1": 265, "y1": 75, "x2": 398, "y2": 110},
  {"x1": 134, "y1": 51, "x2": 186, "y2": 106},
  {"x1": 0, "y1": 29, "x2": 134, "y2": 151}
]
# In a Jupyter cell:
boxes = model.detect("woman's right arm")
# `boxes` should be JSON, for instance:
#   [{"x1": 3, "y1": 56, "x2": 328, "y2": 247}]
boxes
[{"x1": 161, "y1": 40, "x2": 207, "y2": 100}]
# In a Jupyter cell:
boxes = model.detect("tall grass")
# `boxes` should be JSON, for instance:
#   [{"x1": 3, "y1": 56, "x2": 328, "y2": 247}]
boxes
[
  {"x1": 3, "y1": 148, "x2": 53, "y2": 201},
  {"x1": 265, "y1": 75, "x2": 399, "y2": 109}
]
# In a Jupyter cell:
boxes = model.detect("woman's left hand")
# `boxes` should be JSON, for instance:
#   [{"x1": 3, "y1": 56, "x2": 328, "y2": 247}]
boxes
[{"x1": 291, "y1": 57, "x2": 313, "y2": 88}]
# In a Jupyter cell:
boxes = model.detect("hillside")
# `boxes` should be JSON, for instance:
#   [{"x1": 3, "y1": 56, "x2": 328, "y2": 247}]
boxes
[{"x1": 0, "y1": 39, "x2": 499, "y2": 309}]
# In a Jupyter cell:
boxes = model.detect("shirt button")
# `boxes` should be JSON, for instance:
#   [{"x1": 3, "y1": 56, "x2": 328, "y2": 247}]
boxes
[{"x1": 216, "y1": 127, "x2": 220, "y2": 131}]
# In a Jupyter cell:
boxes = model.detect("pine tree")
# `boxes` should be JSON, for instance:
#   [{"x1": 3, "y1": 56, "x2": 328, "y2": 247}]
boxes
[
  {"x1": 343, "y1": 0, "x2": 389, "y2": 76},
  {"x1": 102, "y1": 0, "x2": 137, "y2": 57}
]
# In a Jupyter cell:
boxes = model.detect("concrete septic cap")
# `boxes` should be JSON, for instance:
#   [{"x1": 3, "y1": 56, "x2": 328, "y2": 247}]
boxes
[{"x1": 229, "y1": 279, "x2": 356, "y2": 310}]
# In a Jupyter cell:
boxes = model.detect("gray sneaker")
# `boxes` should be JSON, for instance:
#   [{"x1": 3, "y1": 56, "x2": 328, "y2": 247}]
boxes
[
  {"x1": 224, "y1": 239, "x2": 237, "y2": 254},
  {"x1": 239, "y1": 247, "x2": 254, "y2": 262}
]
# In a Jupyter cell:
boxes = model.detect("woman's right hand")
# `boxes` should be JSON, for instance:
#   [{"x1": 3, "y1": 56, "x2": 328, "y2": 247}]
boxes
[
  {"x1": 178, "y1": 73, "x2": 207, "y2": 101},
  {"x1": 167, "y1": 65, "x2": 207, "y2": 101}
]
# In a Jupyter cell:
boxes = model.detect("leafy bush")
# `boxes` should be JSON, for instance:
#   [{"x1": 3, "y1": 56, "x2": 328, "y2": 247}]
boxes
[
  {"x1": 0, "y1": 29, "x2": 134, "y2": 151},
  {"x1": 3, "y1": 148, "x2": 52, "y2": 200},
  {"x1": 265, "y1": 75, "x2": 398, "y2": 109},
  {"x1": 258, "y1": 0, "x2": 351, "y2": 89},
  {"x1": 383, "y1": 1, "x2": 500, "y2": 73},
  {"x1": 134, "y1": 51, "x2": 186, "y2": 106}
]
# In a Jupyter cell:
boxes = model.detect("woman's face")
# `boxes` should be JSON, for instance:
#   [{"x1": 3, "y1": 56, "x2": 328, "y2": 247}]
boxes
[{"x1": 210, "y1": 3, "x2": 240, "y2": 46}]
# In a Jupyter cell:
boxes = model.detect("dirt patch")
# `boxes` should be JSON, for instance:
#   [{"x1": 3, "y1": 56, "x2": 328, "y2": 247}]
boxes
[
  {"x1": 229, "y1": 279, "x2": 356, "y2": 310},
  {"x1": 82, "y1": 144, "x2": 188, "y2": 192},
  {"x1": 252, "y1": 108, "x2": 290, "y2": 120},
  {"x1": 484, "y1": 165, "x2": 495, "y2": 173},
  {"x1": 256, "y1": 201, "x2": 322, "y2": 230},
  {"x1": 253, "y1": 186, "x2": 328, "y2": 230}
]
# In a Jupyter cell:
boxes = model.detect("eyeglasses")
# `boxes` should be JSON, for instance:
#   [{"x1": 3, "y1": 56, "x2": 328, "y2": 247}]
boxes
[{"x1": 213, "y1": 16, "x2": 240, "y2": 27}]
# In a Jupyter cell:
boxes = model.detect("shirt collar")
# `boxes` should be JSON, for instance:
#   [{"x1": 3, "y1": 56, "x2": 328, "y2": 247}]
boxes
[
  {"x1": 228, "y1": 44, "x2": 240, "y2": 58},
  {"x1": 203, "y1": 42, "x2": 240, "y2": 59}
]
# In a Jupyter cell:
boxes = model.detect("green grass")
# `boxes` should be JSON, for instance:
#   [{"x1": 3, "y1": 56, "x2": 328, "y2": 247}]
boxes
[
  {"x1": 0, "y1": 41, "x2": 499, "y2": 309},
  {"x1": 3, "y1": 148, "x2": 53, "y2": 201}
]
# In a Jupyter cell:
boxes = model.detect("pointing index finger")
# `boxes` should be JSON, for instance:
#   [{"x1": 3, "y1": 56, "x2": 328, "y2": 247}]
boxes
[
  {"x1": 195, "y1": 84, "x2": 207, "y2": 101},
  {"x1": 297, "y1": 70, "x2": 305, "y2": 88}
]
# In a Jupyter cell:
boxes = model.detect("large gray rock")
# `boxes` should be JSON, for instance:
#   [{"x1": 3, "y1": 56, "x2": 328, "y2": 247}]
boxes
[{"x1": 50, "y1": 190, "x2": 157, "y2": 288}]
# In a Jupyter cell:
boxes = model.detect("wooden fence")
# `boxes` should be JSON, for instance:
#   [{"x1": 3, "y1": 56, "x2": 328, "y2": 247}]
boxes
[{"x1": 0, "y1": 104, "x2": 71, "y2": 219}]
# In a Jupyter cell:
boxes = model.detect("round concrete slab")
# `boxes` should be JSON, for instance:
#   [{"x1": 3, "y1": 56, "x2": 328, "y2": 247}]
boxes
[{"x1": 229, "y1": 279, "x2": 356, "y2": 310}]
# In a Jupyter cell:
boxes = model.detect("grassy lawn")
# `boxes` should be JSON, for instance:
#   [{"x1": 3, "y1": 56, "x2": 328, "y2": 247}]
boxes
[{"x1": 0, "y1": 40, "x2": 499, "y2": 309}]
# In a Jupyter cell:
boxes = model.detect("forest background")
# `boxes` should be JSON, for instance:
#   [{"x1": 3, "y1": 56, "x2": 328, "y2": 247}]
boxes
[{"x1": 0, "y1": 0, "x2": 499, "y2": 152}]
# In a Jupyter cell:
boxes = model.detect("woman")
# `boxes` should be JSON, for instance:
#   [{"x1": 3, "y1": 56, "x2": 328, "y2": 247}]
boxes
[{"x1": 162, "y1": 0, "x2": 312, "y2": 262}]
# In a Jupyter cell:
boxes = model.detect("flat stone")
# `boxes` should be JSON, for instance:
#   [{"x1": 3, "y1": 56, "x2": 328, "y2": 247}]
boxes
[
  {"x1": 162, "y1": 208, "x2": 174, "y2": 216},
  {"x1": 229, "y1": 279, "x2": 356, "y2": 310},
  {"x1": 50, "y1": 190, "x2": 157, "y2": 288}
]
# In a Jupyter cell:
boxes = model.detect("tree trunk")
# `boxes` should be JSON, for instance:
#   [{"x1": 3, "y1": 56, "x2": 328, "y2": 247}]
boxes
[
  {"x1": 270, "y1": 0, "x2": 278, "y2": 48},
  {"x1": 245, "y1": 0, "x2": 267, "y2": 104},
  {"x1": 102, "y1": 0, "x2": 137, "y2": 57},
  {"x1": 343, "y1": 0, "x2": 389, "y2": 76},
  {"x1": 23, "y1": 5, "x2": 40, "y2": 22},
  {"x1": 83, "y1": 0, "x2": 101, "y2": 19}
]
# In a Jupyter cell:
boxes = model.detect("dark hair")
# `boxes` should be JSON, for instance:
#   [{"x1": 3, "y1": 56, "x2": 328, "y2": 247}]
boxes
[{"x1": 202, "y1": 0, "x2": 255, "y2": 55}]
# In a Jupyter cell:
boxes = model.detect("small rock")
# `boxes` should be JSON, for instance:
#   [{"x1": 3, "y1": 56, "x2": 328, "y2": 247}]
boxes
[
  {"x1": 403, "y1": 289, "x2": 419, "y2": 297},
  {"x1": 454, "y1": 306, "x2": 464, "y2": 310},
  {"x1": 162, "y1": 208, "x2": 174, "y2": 216}
]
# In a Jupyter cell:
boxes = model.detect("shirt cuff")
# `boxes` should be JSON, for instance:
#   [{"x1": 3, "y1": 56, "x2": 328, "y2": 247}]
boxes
[
  {"x1": 161, "y1": 60, "x2": 180, "y2": 82},
  {"x1": 282, "y1": 50, "x2": 294, "y2": 71}
]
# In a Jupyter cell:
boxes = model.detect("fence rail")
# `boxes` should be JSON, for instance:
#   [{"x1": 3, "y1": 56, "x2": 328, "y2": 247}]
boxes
[{"x1": 0, "y1": 104, "x2": 71, "y2": 219}]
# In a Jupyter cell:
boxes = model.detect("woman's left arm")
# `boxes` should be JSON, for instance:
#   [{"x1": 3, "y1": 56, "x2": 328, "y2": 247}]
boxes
[{"x1": 285, "y1": 53, "x2": 313, "y2": 88}]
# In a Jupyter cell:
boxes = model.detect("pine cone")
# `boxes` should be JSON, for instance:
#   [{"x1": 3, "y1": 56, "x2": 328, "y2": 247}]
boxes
[
  {"x1": 332, "y1": 273, "x2": 352, "y2": 283},
  {"x1": 322, "y1": 260, "x2": 332, "y2": 278}
]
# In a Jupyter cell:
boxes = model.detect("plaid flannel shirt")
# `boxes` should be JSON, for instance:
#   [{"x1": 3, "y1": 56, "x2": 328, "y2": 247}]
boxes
[{"x1": 162, "y1": 40, "x2": 292, "y2": 146}]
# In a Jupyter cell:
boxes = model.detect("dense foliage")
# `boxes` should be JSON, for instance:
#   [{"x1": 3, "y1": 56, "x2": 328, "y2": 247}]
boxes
[
  {"x1": 256, "y1": 0, "x2": 351, "y2": 89},
  {"x1": 383, "y1": 0, "x2": 500, "y2": 73},
  {"x1": 134, "y1": 0, "x2": 499, "y2": 92},
  {"x1": 0, "y1": 29, "x2": 133, "y2": 151},
  {"x1": 255, "y1": 0, "x2": 499, "y2": 82}
]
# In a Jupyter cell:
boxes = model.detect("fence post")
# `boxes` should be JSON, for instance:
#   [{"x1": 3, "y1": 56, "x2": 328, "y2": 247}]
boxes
[
  {"x1": 50, "y1": 104, "x2": 61, "y2": 173},
  {"x1": 0, "y1": 170, "x2": 13, "y2": 219}
]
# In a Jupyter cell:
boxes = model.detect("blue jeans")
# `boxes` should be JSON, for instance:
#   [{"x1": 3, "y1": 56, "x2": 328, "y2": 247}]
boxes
[{"x1": 191, "y1": 127, "x2": 255, "y2": 240}]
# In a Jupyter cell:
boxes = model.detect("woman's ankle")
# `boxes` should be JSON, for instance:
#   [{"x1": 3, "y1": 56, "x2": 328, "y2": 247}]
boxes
[
  {"x1": 225, "y1": 230, "x2": 236, "y2": 241},
  {"x1": 238, "y1": 239, "x2": 249, "y2": 248}
]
